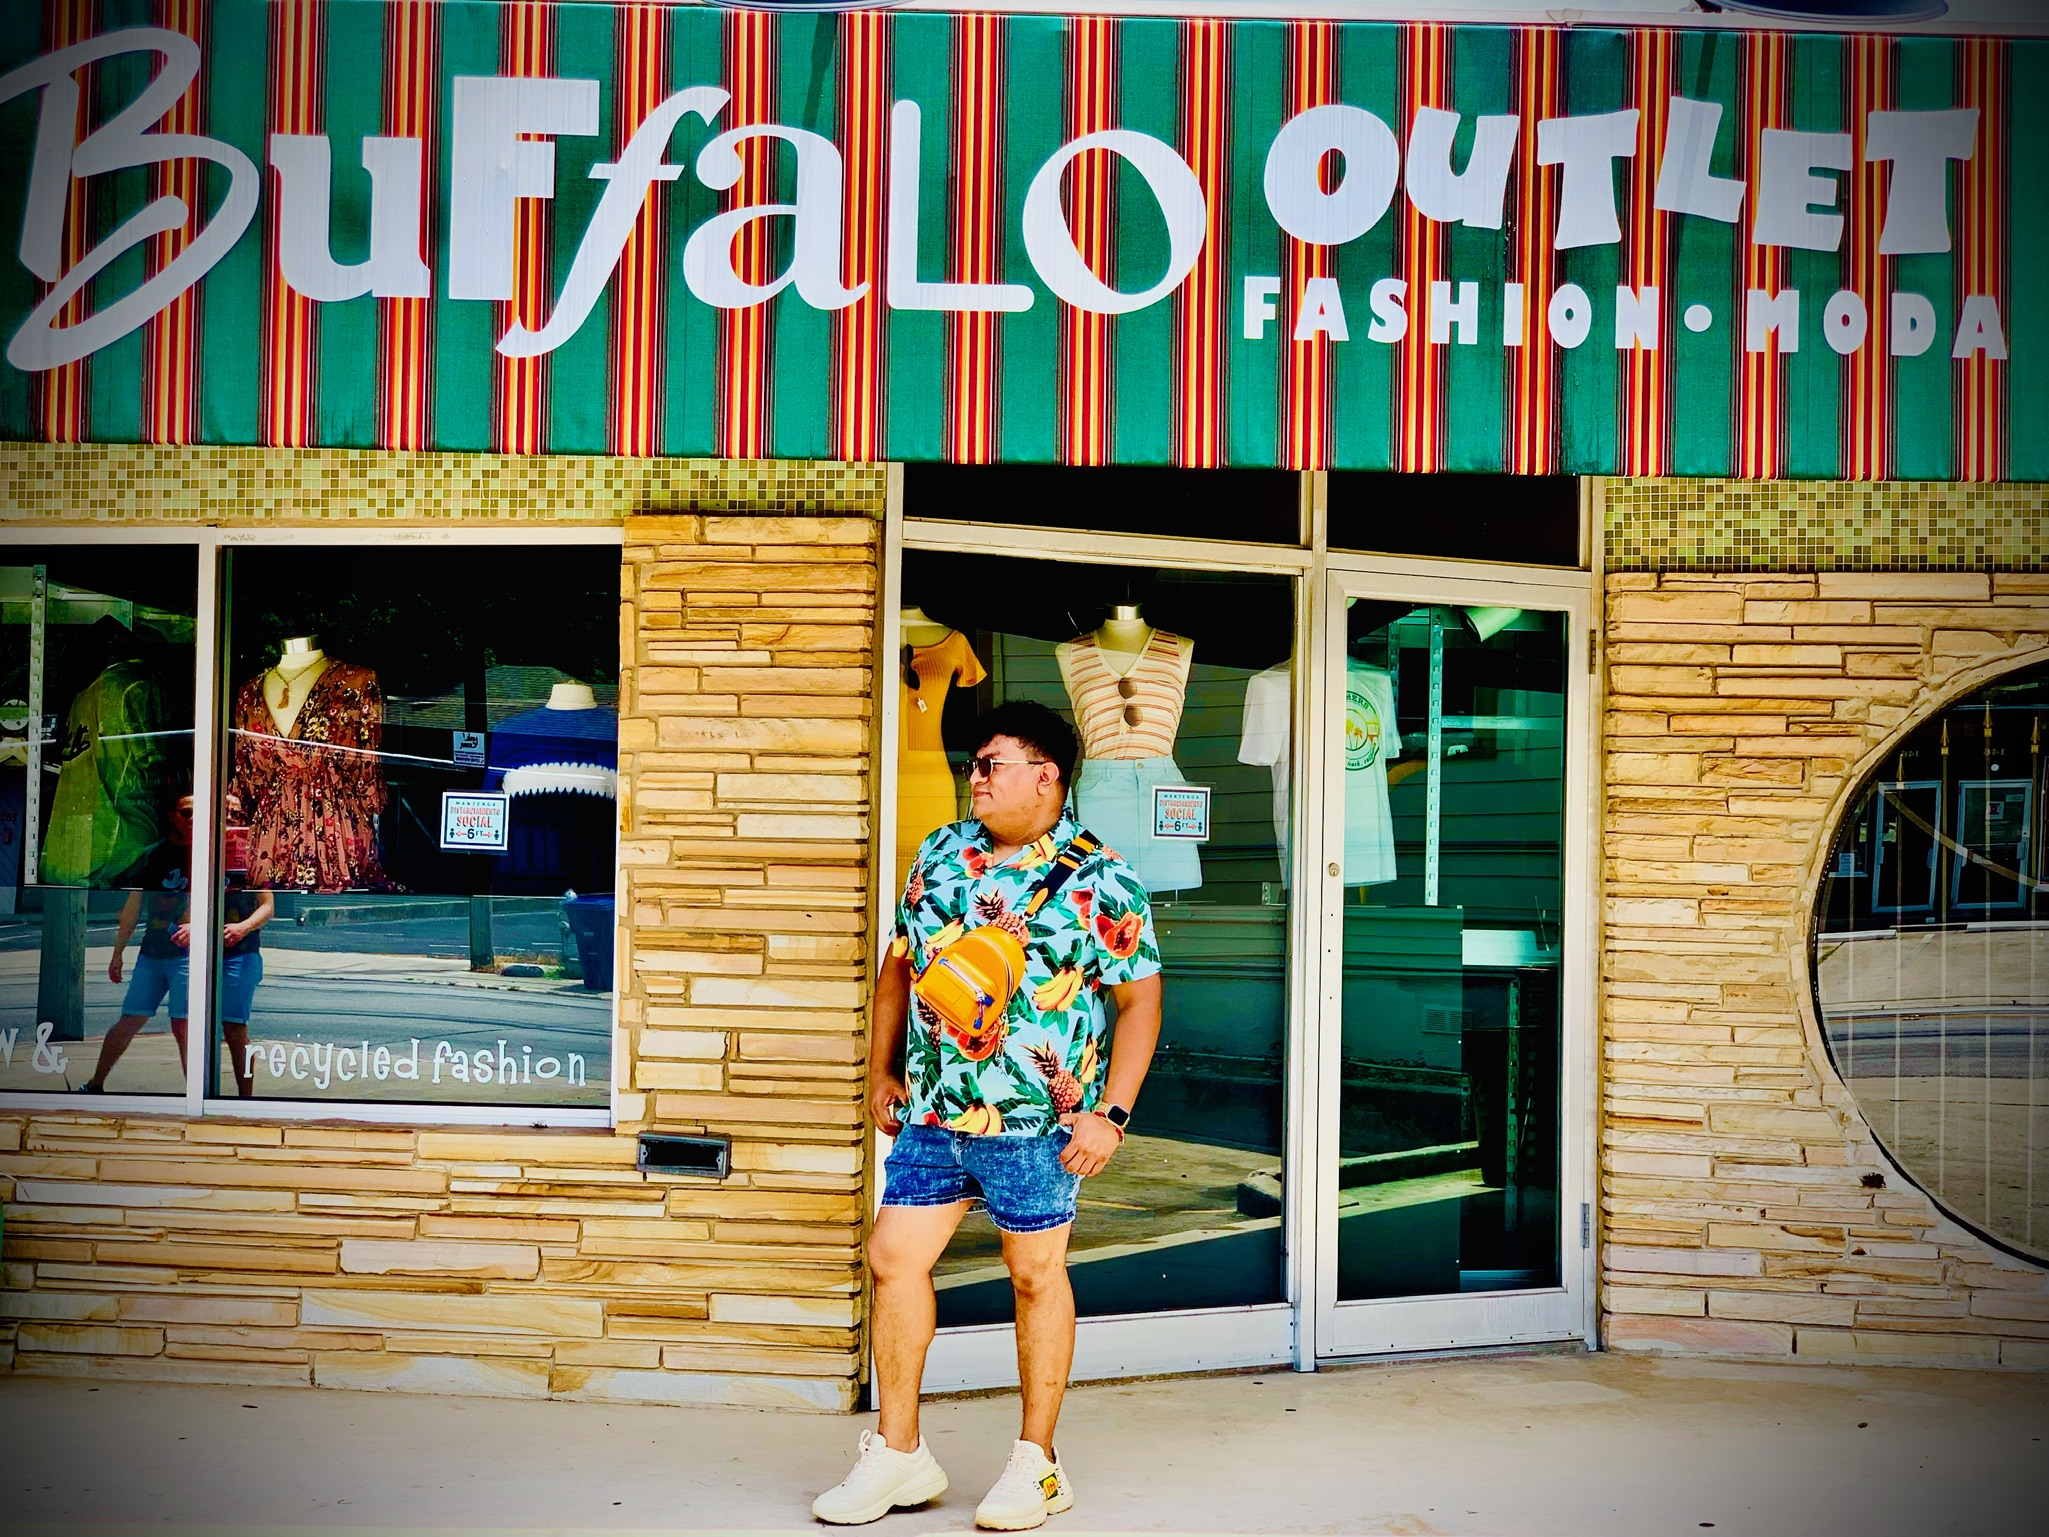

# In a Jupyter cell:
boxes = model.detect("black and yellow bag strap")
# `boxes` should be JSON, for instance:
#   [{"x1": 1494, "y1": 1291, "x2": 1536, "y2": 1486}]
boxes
[{"x1": 1019, "y1": 830, "x2": 1100, "y2": 920}]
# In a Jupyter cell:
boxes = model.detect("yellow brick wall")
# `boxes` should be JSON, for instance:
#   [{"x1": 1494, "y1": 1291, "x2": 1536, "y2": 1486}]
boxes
[
  {"x1": 1600, "y1": 568, "x2": 2049, "y2": 1368},
  {"x1": 1, "y1": 448, "x2": 884, "y2": 1407}
]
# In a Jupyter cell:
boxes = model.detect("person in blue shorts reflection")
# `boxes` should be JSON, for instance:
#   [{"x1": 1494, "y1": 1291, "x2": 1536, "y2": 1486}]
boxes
[{"x1": 78, "y1": 792, "x2": 272, "y2": 1096}]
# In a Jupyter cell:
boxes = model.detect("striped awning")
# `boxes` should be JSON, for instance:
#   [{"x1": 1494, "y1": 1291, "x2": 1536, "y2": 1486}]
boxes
[{"x1": 0, "y1": 2, "x2": 2039, "y2": 480}]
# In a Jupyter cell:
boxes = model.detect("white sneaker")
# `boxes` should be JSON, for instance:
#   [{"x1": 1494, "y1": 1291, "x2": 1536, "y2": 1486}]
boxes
[
  {"x1": 974, "y1": 1439, "x2": 1074, "y2": 1531},
  {"x1": 811, "y1": 1429, "x2": 949, "y2": 1525}
]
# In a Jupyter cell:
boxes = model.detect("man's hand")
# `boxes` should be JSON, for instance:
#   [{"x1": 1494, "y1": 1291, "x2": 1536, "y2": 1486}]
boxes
[
  {"x1": 1056, "y1": 1112, "x2": 1121, "y2": 1177},
  {"x1": 868, "y1": 1073, "x2": 910, "y2": 1136},
  {"x1": 172, "y1": 922, "x2": 191, "y2": 949},
  {"x1": 222, "y1": 920, "x2": 250, "y2": 947},
  {"x1": 107, "y1": 948, "x2": 125, "y2": 984}
]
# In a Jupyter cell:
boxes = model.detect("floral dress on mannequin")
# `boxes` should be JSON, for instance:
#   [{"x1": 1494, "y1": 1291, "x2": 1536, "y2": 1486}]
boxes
[{"x1": 229, "y1": 660, "x2": 394, "y2": 892}]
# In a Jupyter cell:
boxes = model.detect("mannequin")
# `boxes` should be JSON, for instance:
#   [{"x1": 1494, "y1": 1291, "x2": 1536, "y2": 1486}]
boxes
[
  {"x1": 262, "y1": 636, "x2": 331, "y2": 739},
  {"x1": 486, "y1": 678, "x2": 619, "y2": 895},
  {"x1": 229, "y1": 638, "x2": 391, "y2": 891},
  {"x1": 896, "y1": 607, "x2": 985, "y2": 887},
  {"x1": 1056, "y1": 604, "x2": 1202, "y2": 894},
  {"x1": 900, "y1": 606, "x2": 951, "y2": 648}
]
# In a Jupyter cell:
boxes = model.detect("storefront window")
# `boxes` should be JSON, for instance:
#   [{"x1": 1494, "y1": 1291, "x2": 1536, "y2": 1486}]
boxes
[
  {"x1": 1334, "y1": 599, "x2": 1567, "y2": 1300},
  {"x1": 897, "y1": 549, "x2": 1295, "y2": 1322},
  {"x1": 1, "y1": 546, "x2": 197, "y2": 1096},
  {"x1": 1815, "y1": 662, "x2": 2048, "y2": 1264},
  {"x1": 208, "y1": 546, "x2": 618, "y2": 1108}
]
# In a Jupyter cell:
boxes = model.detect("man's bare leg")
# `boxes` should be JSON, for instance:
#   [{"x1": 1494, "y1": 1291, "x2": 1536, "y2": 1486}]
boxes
[
  {"x1": 869, "y1": 1201, "x2": 968, "y2": 1453},
  {"x1": 82, "y1": 1014, "x2": 151, "y2": 1090},
  {"x1": 221, "y1": 1021, "x2": 254, "y2": 1096},
  {"x1": 1002, "y1": 1223, "x2": 1075, "y2": 1458}
]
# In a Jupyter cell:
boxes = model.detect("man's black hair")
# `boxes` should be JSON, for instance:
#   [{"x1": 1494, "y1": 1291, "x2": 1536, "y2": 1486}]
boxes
[{"x1": 975, "y1": 699, "x2": 1079, "y2": 791}]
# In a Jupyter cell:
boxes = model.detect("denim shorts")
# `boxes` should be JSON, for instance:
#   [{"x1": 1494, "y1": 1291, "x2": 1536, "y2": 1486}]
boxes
[
  {"x1": 216, "y1": 952, "x2": 263, "y2": 1025},
  {"x1": 120, "y1": 952, "x2": 263, "y2": 1024},
  {"x1": 122, "y1": 953, "x2": 189, "y2": 1019},
  {"x1": 881, "y1": 1125, "x2": 1080, "y2": 1234}
]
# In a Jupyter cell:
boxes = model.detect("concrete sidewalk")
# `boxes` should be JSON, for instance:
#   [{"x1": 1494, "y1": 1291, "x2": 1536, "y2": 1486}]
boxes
[{"x1": 1, "y1": 1350, "x2": 2044, "y2": 1536}]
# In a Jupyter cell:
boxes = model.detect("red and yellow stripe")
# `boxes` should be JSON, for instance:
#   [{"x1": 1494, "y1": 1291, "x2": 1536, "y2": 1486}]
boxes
[
  {"x1": 1057, "y1": 14, "x2": 1116, "y2": 466},
  {"x1": 377, "y1": 0, "x2": 438, "y2": 451},
  {"x1": 143, "y1": 0, "x2": 207, "y2": 444},
  {"x1": 1620, "y1": 28, "x2": 1672, "y2": 478},
  {"x1": 1280, "y1": 18, "x2": 1335, "y2": 471},
  {"x1": 1395, "y1": 22, "x2": 1450, "y2": 474},
  {"x1": 607, "y1": 1, "x2": 668, "y2": 458},
  {"x1": 946, "y1": 11, "x2": 1006, "y2": 464},
  {"x1": 36, "y1": 0, "x2": 98, "y2": 444},
  {"x1": 1953, "y1": 38, "x2": 2006, "y2": 483},
  {"x1": 261, "y1": 0, "x2": 324, "y2": 448},
  {"x1": 493, "y1": 0, "x2": 554, "y2": 456},
  {"x1": 1505, "y1": 25, "x2": 1560, "y2": 476},
  {"x1": 1842, "y1": 34, "x2": 1893, "y2": 483},
  {"x1": 832, "y1": 8, "x2": 889, "y2": 463},
  {"x1": 1172, "y1": 17, "x2": 1229, "y2": 469},
  {"x1": 1736, "y1": 30, "x2": 1789, "y2": 482},
  {"x1": 715, "y1": 5, "x2": 775, "y2": 460}
]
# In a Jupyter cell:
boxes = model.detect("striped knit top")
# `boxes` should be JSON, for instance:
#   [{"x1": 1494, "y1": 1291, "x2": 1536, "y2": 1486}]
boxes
[{"x1": 1060, "y1": 629, "x2": 1191, "y2": 761}]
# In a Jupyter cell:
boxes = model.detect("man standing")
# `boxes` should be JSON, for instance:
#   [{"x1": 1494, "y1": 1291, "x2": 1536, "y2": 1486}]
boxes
[{"x1": 813, "y1": 700, "x2": 1163, "y2": 1531}]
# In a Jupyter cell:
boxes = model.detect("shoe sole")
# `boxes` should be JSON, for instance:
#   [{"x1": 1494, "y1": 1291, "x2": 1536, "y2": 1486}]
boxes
[
  {"x1": 813, "y1": 1467, "x2": 950, "y2": 1525},
  {"x1": 975, "y1": 1488, "x2": 1074, "y2": 1531}
]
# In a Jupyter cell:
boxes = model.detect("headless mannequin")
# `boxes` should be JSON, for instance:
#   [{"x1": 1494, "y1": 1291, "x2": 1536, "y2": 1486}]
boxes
[
  {"x1": 263, "y1": 636, "x2": 331, "y2": 738},
  {"x1": 547, "y1": 681, "x2": 598, "y2": 711},
  {"x1": 900, "y1": 606, "x2": 952, "y2": 648},
  {"x1": 1055, "y1": 604, "x2": 1193, "y2": 704}
]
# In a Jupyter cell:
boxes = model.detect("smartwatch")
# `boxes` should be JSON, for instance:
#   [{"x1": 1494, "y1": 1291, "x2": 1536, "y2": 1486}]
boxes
[{"x1": 1101, "y1": 1103, "x2": 1131, "y2": 1131}]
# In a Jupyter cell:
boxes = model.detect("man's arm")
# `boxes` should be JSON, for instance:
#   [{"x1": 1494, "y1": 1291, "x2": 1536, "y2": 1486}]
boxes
[
  {"x1": 222, "y1": 890, "x2": 275, "y2": 948},
  {"x1": 108, "y1": 890, "x2": 143, "y2": 982},
  {"x1": 865, "y1": 947, "x2": 914, "y2": 1136},
  {"x1": 1060, "y1": 972, "x2": 1162, "y2": 1177}
]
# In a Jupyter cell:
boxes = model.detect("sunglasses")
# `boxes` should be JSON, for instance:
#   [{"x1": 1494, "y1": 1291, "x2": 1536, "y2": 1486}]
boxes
[{"x1": 967, "y1": 755, "x2": 1046, "y2": 781}]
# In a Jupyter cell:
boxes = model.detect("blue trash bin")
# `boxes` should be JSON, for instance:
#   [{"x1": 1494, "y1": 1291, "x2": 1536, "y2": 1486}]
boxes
[{"x1": 562, "y1": 894, "x2": 616, "y2": 993}]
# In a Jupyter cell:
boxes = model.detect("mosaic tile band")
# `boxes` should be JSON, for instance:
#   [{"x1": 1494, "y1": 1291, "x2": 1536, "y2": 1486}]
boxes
[{"x1": 1602, "y1": 478, "x2": 2049, "y2": 572}]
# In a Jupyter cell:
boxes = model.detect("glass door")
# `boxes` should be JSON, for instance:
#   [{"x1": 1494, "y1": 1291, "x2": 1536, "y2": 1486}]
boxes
[
  {"x1": 1313, "y1": 566, "x2": 1593, "y2": 1358},
  {"x1": 900, "y1": 543, "x2": 1303, "y2": 1392}
]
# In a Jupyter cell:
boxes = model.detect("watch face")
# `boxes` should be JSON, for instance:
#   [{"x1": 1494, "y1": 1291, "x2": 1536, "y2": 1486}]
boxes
[{"x1": 1104, "y1": 1104, "x2": 1130, "y2": 1127}]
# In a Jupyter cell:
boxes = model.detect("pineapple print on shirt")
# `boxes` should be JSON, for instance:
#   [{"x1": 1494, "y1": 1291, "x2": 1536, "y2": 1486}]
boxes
[{"x1": 891, "y1": 807, "x2": 1161, "y2": 1137}]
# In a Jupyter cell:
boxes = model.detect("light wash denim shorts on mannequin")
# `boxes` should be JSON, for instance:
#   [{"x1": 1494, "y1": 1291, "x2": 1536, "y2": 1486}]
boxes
[{"x1": 881, "y1": 1125, "x2": 1080, "y2": 1234}]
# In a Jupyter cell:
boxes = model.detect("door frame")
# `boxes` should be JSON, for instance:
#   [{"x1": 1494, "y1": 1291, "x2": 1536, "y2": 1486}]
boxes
[
  {"x1": 1313, "y1": 559, "x2": 1599, "y2": 1360},
  {"x1": 877, "y1": 483, "x2": 1601, "y2": 1393}
]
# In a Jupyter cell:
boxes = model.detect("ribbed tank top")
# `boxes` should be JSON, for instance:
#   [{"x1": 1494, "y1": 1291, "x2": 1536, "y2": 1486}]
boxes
[{"x1": 1066, "y1": 630, "x2": 1187, "y2": 761}]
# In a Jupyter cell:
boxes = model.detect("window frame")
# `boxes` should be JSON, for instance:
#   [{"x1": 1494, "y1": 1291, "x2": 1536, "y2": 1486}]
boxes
[{"x1": 0, "y1": 523, "x2": 623, "y2": 1128}]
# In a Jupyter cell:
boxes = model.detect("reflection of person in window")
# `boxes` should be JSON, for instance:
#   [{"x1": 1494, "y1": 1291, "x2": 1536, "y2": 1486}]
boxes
[{"x1": 77, "y1": 793, "x2": 273, "y2": 1096}]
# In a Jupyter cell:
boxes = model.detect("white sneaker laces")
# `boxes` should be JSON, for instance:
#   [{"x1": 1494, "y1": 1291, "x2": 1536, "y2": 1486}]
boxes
[
  {"x1": 987, "y1": 1442, "x2": 1054, "y2": 1504},
  {"x1": 835, "y1": 1430, "x2": 906, "y2": 1496}
]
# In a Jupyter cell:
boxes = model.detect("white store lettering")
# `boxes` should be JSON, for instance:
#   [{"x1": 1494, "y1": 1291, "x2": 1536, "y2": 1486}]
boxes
[{"x1": 0, "y1": 40, "x2": 2003, "y2": 369}]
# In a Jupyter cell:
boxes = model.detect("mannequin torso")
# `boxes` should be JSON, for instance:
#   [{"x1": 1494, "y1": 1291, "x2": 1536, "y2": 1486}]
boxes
[
  {"x1": 900, "y1": 606, "x2": 952, "y2": 648},
  {"x1": 1055, "y1": 609, "x2": 1193, "y2": 761},
  {"x1": 263, "y1": 639, "x2": 331, "y2": 738}
]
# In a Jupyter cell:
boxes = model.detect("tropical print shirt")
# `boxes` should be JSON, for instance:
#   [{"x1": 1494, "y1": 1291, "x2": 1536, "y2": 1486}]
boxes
[{"x1": 892, "y1": 807, "x2": 1160, "y2": 1138}]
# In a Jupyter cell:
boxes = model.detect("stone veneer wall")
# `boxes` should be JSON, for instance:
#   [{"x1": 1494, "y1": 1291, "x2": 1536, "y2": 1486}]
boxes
[
  {"x1": 1599, "y1": 560, "x2": 2049, "y2": 1368},
  {"x1": 0, "y1": 447, "x2": 883, "y2": 1408}
]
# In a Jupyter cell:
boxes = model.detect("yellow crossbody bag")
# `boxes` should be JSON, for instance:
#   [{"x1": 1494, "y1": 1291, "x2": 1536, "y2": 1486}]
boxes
[{"x1": 911, "y1": 831, "x2": 1099, "y2": 1062}]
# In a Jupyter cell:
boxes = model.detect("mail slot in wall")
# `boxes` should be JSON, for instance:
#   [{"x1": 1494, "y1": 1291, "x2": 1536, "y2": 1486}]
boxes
[{"x1": 637, "y1": 1132, "x2": 730, "y2": 1179}]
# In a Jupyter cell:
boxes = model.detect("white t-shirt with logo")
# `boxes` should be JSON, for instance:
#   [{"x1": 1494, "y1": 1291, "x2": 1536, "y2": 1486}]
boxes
[
  {"x1": 1238, "y1": 660, "x2": 1401, "y2": 886},
  {"x1": 1342, "y1": 662, "x2": 1401, "y2": 885}
]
